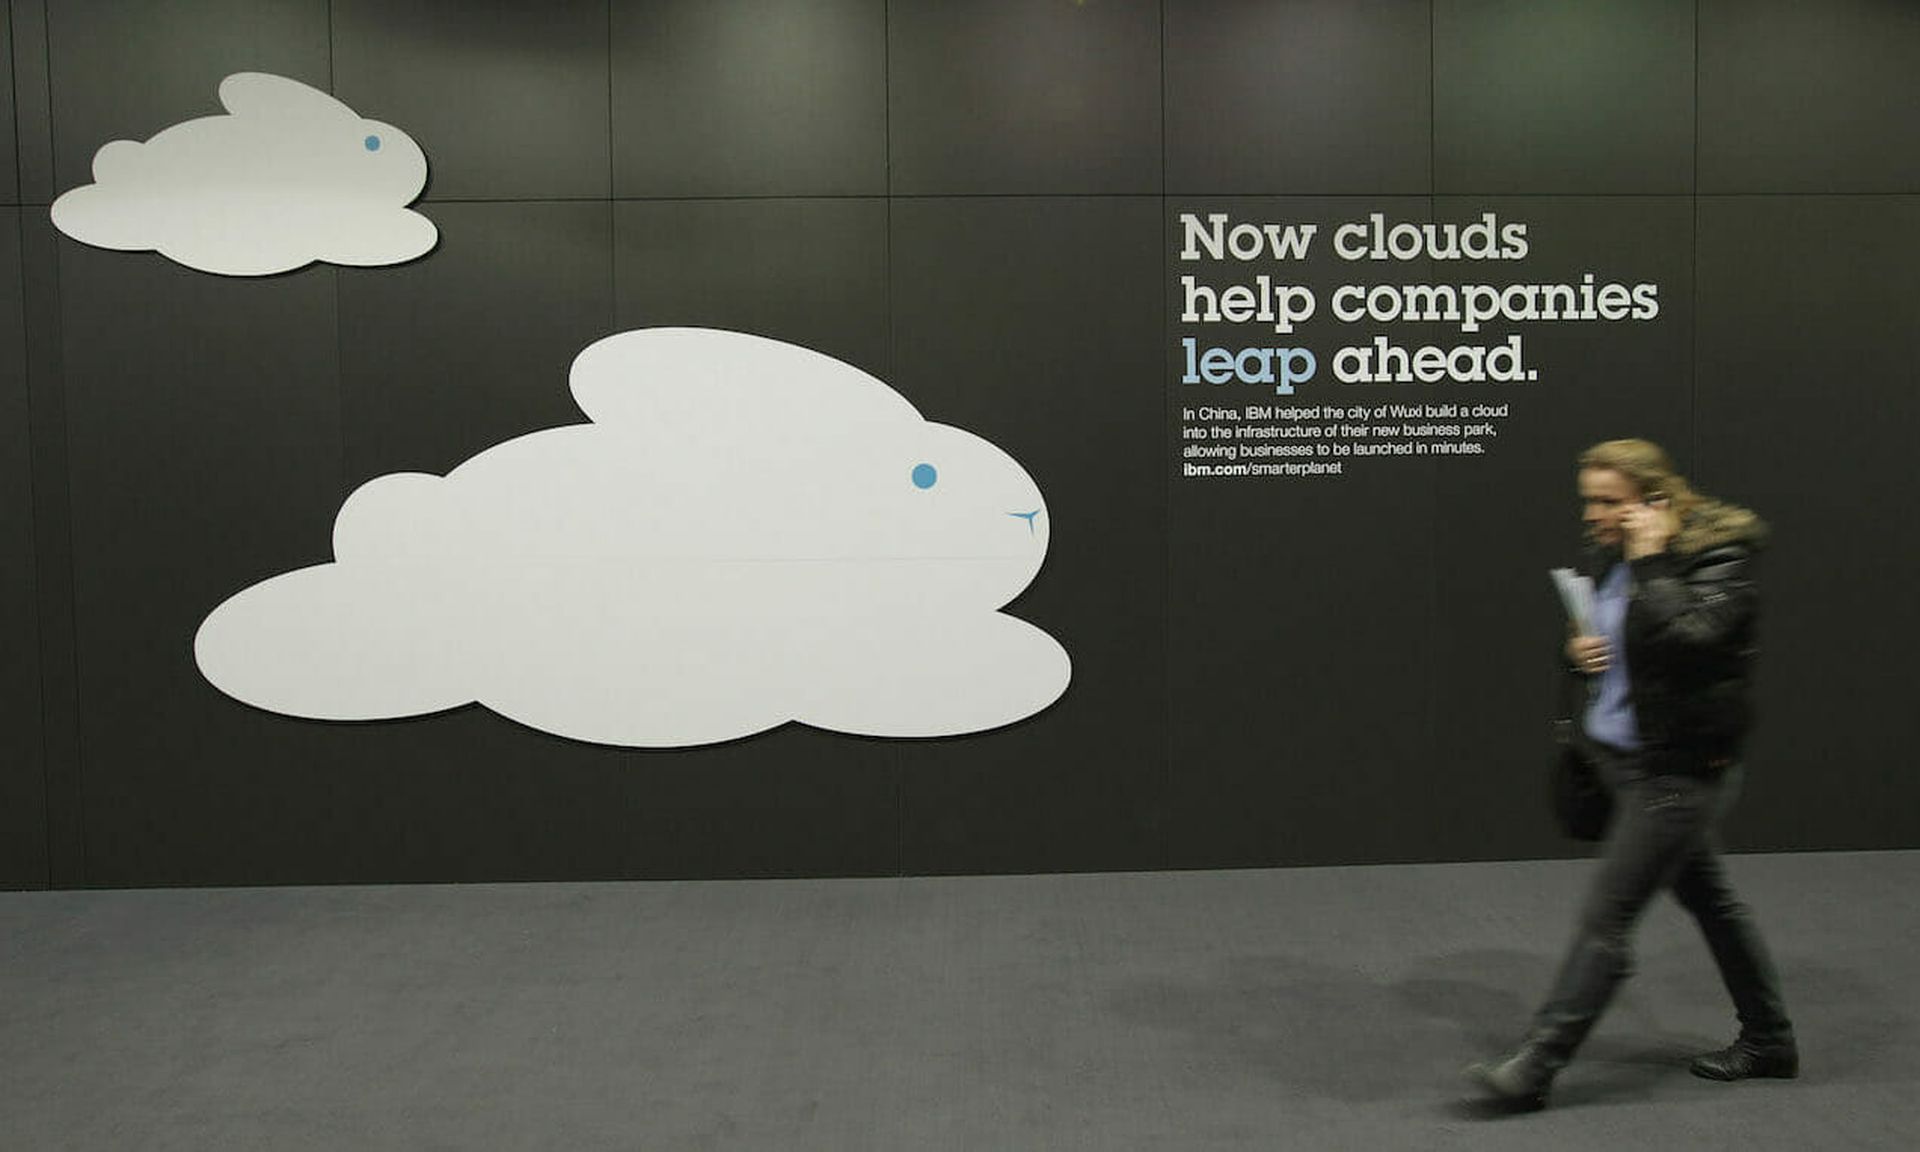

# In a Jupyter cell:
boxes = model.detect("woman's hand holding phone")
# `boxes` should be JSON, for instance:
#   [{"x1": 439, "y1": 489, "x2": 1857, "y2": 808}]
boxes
[{"x1": 1620, "y1": 493, "x2": 1676, "y2": 560}]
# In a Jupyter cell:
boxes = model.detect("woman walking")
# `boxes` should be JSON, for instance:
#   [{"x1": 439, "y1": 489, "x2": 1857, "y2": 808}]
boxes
[{"x1": 1467, "y1": 439, "x2": 1797, "y2": 1110}]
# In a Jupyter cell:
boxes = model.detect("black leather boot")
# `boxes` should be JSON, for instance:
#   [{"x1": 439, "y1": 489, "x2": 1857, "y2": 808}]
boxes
[
  {"x1": 1467, "y1": 934, "x2": 1623, "y2": 1110},
  {"x1": 1689, "y1": 1036, "x2": 1799, "y2": 1081},
  {"x1": 1465, "y1": 1044, "x2": 1559, "y2": 1111}
]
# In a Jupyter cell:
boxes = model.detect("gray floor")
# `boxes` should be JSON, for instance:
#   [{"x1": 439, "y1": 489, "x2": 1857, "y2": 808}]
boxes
[{"x1": 2, "y1": 851, "x2": 1915, "y2": 1151}]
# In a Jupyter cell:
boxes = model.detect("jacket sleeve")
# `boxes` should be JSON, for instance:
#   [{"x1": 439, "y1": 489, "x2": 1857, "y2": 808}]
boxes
[{"x1": 1625, "y1": 545, "x2": 1755, "y2": 656}]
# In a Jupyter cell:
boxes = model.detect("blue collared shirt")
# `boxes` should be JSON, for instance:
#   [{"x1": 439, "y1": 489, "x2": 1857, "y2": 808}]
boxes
[{"x1": 1583, "y1": 561, "x2": 1640, "y2": 750}]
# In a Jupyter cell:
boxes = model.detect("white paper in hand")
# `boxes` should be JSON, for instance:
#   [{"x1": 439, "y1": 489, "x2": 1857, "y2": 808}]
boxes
[{"x1": 1550, "y1": 568, "x2": 1596, "y2": 633}]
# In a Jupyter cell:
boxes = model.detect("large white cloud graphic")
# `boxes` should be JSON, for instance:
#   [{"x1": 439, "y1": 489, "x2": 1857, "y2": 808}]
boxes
[
  {"x1": 51, "y1": 72, "x2": 435, "y2": 276},
  {"x1": 195, "y1": 328, "x2": 1071, "y2": 746}
]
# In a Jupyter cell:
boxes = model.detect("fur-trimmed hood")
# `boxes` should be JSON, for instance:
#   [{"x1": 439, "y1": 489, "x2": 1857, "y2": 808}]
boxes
[{"x1": 1674, "y1": 498, "x2": 1768, "y2": 555}]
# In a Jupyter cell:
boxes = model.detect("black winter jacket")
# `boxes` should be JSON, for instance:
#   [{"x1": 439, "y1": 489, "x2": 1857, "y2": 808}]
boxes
[{"x1": 1569, "y1": 504, "x2": 1768, "y2": 777}]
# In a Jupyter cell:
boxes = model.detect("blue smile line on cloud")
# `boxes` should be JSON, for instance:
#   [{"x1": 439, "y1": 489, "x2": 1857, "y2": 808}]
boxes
[{"x1": 1009, "y1": 510, "x2": 1041, "y2": 533}]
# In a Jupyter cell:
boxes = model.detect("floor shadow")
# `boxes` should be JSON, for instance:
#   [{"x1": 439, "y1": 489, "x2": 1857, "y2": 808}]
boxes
[
  {"x1": 1104, "y1": 948, "x2": 1544, "y2": 1104},
  {"x1": 1391, "y1": 947, "x2": 1545, "y2": 1051},
  {"x1": 1106, "y1": 935, "x2": 1914, "y2": 1110}
]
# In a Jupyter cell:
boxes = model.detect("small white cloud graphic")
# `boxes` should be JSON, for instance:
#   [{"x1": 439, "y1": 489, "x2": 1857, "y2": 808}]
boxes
[
  {"x1": 195, "y1": 328, "x2": 1071, "y2": 747},
  {"x1": 51, "y1": 72, "x2": 436, "y2": 276}
]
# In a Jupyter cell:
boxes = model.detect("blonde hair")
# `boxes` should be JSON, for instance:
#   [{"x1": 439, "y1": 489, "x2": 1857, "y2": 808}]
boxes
[{"x1": 1578, "y1": 438, "x2": 1764, "y2": 555}]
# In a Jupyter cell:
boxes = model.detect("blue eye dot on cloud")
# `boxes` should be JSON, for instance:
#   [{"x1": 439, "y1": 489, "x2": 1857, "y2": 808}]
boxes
[
  {"x1": 912, "y1": 464, "x2": 938, "y2": 490},
  {"x1": 364, "y1": 135, "x2": 381, "y2": 152}
]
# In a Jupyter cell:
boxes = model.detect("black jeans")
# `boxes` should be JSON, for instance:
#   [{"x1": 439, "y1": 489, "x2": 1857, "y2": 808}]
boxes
[{"x1": 1527, "y1": 742, "x2": 1794, "y2": 1067}]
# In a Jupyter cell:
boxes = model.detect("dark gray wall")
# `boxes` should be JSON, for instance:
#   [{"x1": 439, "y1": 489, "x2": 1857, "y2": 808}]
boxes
[
  {"x1": 4, "y1": 0, "x2": 1916, "y2": 889},
  {"x1": 1, "y1": 202, "x2": 47, "y2": 889}
]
